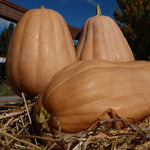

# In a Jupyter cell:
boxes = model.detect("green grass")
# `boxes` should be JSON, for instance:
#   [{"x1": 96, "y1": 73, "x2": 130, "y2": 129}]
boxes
[{"x1": 0, "y1": 80, "x2": 14, "y2": 96}]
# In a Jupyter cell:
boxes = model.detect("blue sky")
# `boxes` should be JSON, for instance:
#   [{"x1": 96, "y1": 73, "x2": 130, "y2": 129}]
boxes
[{"x1": 0, "y1": 0, "x2": 118, "y2": 33}]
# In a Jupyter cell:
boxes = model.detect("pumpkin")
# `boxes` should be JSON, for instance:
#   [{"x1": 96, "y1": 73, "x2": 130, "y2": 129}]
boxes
[
  {"x1": 34, "y1": 59, "x2": 150, "y2": 134},
  {"x1": 6, "y1": 7, "x2": 77, "y2": 98},
  {"x1": 76, "y1": 5, "x2": 134, "y2": 62}
]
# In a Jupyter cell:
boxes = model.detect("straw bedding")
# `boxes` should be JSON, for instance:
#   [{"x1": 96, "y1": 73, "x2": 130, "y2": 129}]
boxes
[{"x1": 0, "y1": 93, "x2": 150, "y2": 150}]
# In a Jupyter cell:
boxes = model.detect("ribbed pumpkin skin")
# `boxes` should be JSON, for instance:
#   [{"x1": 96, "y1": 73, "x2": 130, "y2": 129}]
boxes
[
  {"x1": 76, "y1": 15, "x2": 135, "y2": 62},
  {"x1": 6, "y1": 8, "x2": 77, "y2": 98},
  {"x1": 36, "y1": 59, "x2": 150, "y2": 133}
]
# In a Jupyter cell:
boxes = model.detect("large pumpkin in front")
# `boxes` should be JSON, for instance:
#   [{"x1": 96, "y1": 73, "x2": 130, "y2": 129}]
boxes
[
  {"x1": 6, "y1": 8, "x2": 77, "y2": 98},
  {"x1": 34, "y1": 59, "x2": 150, "y2": 134},
  {"x1": 76, "y1": 5, "x2": 134, "y2": 62}
]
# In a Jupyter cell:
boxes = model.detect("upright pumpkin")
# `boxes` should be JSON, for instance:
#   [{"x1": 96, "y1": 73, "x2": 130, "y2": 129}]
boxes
[
  {"x1": 76, "y1": 5, "x2": 134, "y2": 62},
  {"x1": 6, "y1": 7, "x2": 77, "y2": 98},
  {"x1": 34, "y1": 59, "x2": 150, "y2": 134}
]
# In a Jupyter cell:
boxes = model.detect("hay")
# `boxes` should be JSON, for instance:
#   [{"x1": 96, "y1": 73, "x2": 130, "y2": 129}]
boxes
[{"x1": 0, "y1": 94, "x2": 150, "y2": 150}]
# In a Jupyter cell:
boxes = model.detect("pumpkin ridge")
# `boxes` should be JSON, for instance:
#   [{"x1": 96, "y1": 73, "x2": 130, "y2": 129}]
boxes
[
  {"x1": 46, "y1": 66, "x2": 150, "y2": 108},
  {"x1": 50, "y1": 93, "x2": 150, "y2": 133},
  {"x1": 107, "y1": 17, "x2": 134, "y2": 61},
  {"x1": 99, "y1": 16, "x2": 107, "y2": 58},
  {"x1": 51, "y1": 94, "x2": 139, "y2": 117},
  {"x1": 17, "y1": 13, "x2": 31, "y2": 93},
  {"x1": 58, "y1": 15, "x2": 68, "y2": 62},
  {"x1": 88, "y1": 18, "x2": 95, "y2": 59},
  {"x1": 106, "y1": 17, "x2": 115, "y2": 60},
  {"x1": 46, "y1": 11, "x2": 58, "y2": 80},
  {"x1": 44, "y1": 67, "x2": 137, "y2": 110},
  {"x1": 43, "y1": 60, "x2": 150, "y2": 97},
  {"x1": 81, "y1": 18, "x2": 94, "y2": 59},
  {"x1": 112, "y1": 19, "x2": 123, "y2": 60},
  {"x1": 43, "y1": 66, "x2": 93, "y2": 99},
  {"x1": 20, "y1": 10, "x2": 42, "y2": 95},
  {"x1": 76, "y1": 20, "x2": 88, "y2": 59},
  {"x1": 113, "y1": 20, "x2": 134, "y2": 59},
  {"x1": 36, "y1": 10, "x2": 42, "y2": 90},
  {"x1": 10, "y1": 17, "x2": 25, "y2": 93},
  {"x1": 52, "y1": 12, "x2": 59, "y2": 68},
  {"x1": 92, "y1": 18, "x2": 95, "y2": 58},
  {"x1": 44, "y1": 61, "x2": 83, "y2": 91},
  {"x1": 109, "y1": 17, "x2": 120, "y2": 60},
  {"x1": 59, "y1": 14, "x2": 76, "y2": 62},
  {"x1": 54, "y1": 93, "x2": 150, "y2": 118},
  {"x1": 37, "y1": 9, "x2": 75, "y2": 93},
  {"x1": 43, "y1": 61, "x2": 109, "y2": 96}
]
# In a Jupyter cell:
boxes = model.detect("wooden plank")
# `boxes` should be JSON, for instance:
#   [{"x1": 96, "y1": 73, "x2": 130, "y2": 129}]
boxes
[
  {"x1": 0, "y1": 0, "x2": 81, "y2": 39},
  {"x1": 68, "y1": 25, "x2": 81, "y2": 40},
  {"x1": 0, "y1": 95, "x2": 22, "y2": 105},
  {"x1": 0, "y1": 0, "x2": 27, "y2": 23}
]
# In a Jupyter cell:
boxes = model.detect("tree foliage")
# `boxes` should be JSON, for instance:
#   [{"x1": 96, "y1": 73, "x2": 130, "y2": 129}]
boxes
[
  {"x1": 0, "y1": 23, "x2": 14, "y2": 57},
  {"x1": 114, "y1": 0, "x2": 150, "y2": 60}
]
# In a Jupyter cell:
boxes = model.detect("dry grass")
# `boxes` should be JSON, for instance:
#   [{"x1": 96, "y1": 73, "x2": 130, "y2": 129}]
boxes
[{"x1": 0, "y1": 93, "x2": 150, "y2": 150}]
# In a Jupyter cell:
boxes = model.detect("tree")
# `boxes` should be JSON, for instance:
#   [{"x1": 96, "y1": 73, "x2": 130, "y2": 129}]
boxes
[
  {"x1": 0, "y1": 23, "x2": 14, "y2": 57},
  {"x1": 114, "y1": 0, "x2": 150, "y2": 60}
]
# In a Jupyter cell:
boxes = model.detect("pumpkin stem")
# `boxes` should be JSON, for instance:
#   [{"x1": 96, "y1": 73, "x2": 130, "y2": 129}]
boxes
[
  {"x1": 35, "y1": 106, "x2": 50, "y2": 123},
  {"x1": 96, "y1": 5, "x2": 101, "y2": 16},
  {"x1": 35, "y1": 106, "x2": 50, "y2": 132},
  {"x1": 40, "y1": 5, "x2": 45, "y2": 9}
]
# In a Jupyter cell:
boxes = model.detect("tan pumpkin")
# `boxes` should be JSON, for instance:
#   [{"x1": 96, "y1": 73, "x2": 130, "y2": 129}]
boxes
[
  {"x1": 34, "y1": 59, "x2": 150, "y2": 134},
  {"x1": 6, "y1": 7, "x2": 77, "y2": 98},
  {"x1": 76, "y1": 5, "x2": 134, "y2": 62}
]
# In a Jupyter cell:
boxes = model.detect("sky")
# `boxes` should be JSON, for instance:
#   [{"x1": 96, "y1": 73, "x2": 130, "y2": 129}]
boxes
[{"x1": 0, "y1": 0, "x2": 119, "y2": 33}]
